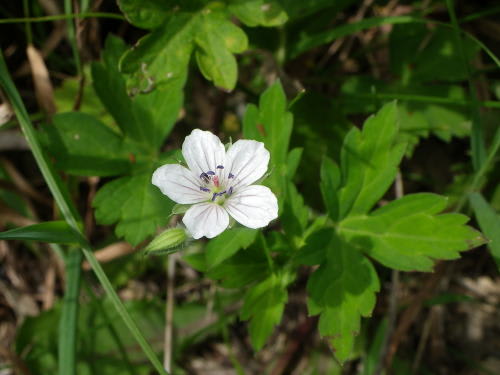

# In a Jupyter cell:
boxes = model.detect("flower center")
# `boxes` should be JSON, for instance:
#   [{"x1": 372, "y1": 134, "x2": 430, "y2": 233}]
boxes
[{"x1": 199, "y1": 165, "x2": 235, "y2": 204}]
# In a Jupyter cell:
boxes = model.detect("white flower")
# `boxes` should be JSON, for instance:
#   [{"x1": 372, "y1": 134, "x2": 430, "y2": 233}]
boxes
[{"x1": 152, "y1": 129, "x2": 278, "y2": 239}]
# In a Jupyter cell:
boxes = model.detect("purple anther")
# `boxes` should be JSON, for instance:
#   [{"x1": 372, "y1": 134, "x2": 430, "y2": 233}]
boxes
[
  {"x1": 219, "y1": 190, "x2": 227, "y2": 195},
  {"x1": 211, "y1": 193, "x2": 218, "y2": 202},
  {"x1": 228, "y1": 173, "x2": 234, "y2": 179},
  {"x1": 200, "y1": 172, "x2": 208, "y2": 179},
  {"x1": 206, "y1": 170, "x2": 215, "y2": 175},
  {"x1": 216, "y1": 165, "x2": 224, "y2": 169},
  {"x1": 228, "y1": 187, "x2": 233, "y2": 195},
  {"x1": 200, "y1": 187, "x2": 210, "y2": 192}
]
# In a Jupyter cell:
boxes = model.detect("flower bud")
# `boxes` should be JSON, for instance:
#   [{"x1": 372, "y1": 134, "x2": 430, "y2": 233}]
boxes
[{"x1": 144, "y1": 227, "x2": 188, "y2": 256}]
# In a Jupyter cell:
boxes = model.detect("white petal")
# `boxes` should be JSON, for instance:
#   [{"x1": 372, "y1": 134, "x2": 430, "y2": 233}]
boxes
[
  {"x1": 152, "y1": 164, "x2": 209, "y2": 204},
  {"x1": 225, "y1": 185, "x2": 278, "y2": 229},
  {"x1": 182, "y1": 129, "x2": 225, "y2": 177},
  {"x1": 225, "y1": 140, "x2": 270, "y2": 189},
  {"x1": 183, "y1": 203, "x2": 229, "y2": 239}
]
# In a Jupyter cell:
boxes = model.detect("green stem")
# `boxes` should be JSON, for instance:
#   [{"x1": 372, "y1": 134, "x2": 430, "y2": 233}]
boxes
[
  {"x1": 341, "y1": 92, "x2": 500, "y2": 109},
  {"x1": 0, "y1": 51, "x2": 169, "y2": 375},
  {"x1": 446, "y1": 0, "x2": 486, "y2": 171},
  {"x1": 0, "y1": 12, "x2": 125, "y2": 24},
  {"x1": 456, "y1": 126, "x2": 500, "y2": 211},
  {"x1": 21, "y1": 0, "x2": 32, "y2": 44},
  {"x1": 64, "y1": 0, "x2": 82, "y2": 77}
]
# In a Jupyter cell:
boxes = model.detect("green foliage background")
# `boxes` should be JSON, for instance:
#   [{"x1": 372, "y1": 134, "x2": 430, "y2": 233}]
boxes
[{"x1": 1, "y1": 0, "x2": 500, "y2": 374}]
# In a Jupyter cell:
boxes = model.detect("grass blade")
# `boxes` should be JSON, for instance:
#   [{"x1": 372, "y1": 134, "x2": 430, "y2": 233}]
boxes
[
  {"x1": 58, "y1": 250, "x2": 82, "y2": 375},
  {"x1": 0, "y1": 51, "x2": 169, "y2": 375}
]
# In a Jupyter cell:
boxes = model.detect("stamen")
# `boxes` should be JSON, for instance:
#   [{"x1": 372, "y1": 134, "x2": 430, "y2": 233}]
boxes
[
  {"x1": 206, "y1": 170, "x2": 215, "y2": 176},
  {"x1": 211, "y1": 193, "x2": 218, "y2": 202},
  {"x1": 228, "y1": 187, "x2": 233, "y2": 195},
  {"x1": 200, "y1": 172, "x2": 208, "y2": 179},
  {"x1": 228, "y1": 173, "x2": 234, "y2": 179},
  {"x1": 200, "y1": 187, "x2": 210, "y2": 192},
  {"x1": 216, "y1": 165, "x2": 224, "y2": 169}
]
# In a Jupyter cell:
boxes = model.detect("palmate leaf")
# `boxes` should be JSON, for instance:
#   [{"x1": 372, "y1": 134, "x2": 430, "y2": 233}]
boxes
[
  {"x1": 307, "y1": 229, "x2": 379, "y2": 363},
  {"x1": 119, "y1": 1, "x2": 292, "y2": 92},
  {"x1": 93, "y1": 172, "x2": 174, "y2": 246},
  {"x1": 310, "y1": 101, "x2": 485, "y2": 363},
  {"x1": 340, "y1": 193, "x2": 486, "y2": 271}
]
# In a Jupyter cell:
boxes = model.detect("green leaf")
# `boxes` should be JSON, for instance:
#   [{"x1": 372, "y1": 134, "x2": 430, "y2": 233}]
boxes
[
  {"x1": 195, "y1": 8, "x2": 248, "y2": 89},
  {"x1": 286, "y1": 147, "x2": 303, "y2": 179},
  {"x1": 338, "y1": 101, "x2": 406, "y2": 219},
  {"x1": 295, "y1": 227, "x2": 331, "y2": 266},
  {"x1": 240, "y1": 274, "x2": 288, "y2": 350},
  {"x1": 0, "y1": 221, "x2": 83, "y2": 244},
  {"x1": 469, "y1": 192, "x2": 500, "y2": 271},
  {"x1": 118, "y1": 0, "x2": 176, "y2": 29},
  {"x1": 207, "y1": 240, "x2": 269, "y2": 288},
  {"x1": 41, "y1": 112, "x2": 132, "y2": 176},
  {"x1": 340, "y1": 193, "x2": 487, "y2": 271},
  {"x1": 281, "y1": 181, "x2": 308, "y2": 237},
  {"x1": 242, "y1": 81, "x2": 293, "y2": 203},
  {"x1": 205, "y1": 227, "x2": 258, "y2": 268},
  {"x1": 228, "y1": 0, "x2": 288, "y2": 27},
  {"x1": 93, "y1": 35, "x2": 182, "y2": 149},
  {"x1": 339, "y1": 76, "x2": 471, "y2": 154},
  {"x1": 320, "y1": 157, "x2": 341, "y2": 221},
  {"x1": 93, "y1": 172, "x2": 174, "y2": 245},
  {"x1": 120, "y1": 3, "x2": 248, "y2": 92},
  {"x1": 307, "y1": 229, "x2": 379, "y2": 363}
]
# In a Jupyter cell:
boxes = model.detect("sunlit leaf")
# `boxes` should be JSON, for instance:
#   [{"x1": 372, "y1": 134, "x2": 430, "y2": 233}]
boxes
[
  {"x1": 93, "y1": 172, "x2": 174, "y2": 245},
  {"x1": 340, "y1": 193, "x2": 486, "y2": 271}
]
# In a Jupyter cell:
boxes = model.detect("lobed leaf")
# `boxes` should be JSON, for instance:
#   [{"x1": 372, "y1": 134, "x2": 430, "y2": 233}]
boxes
[
  {"x1": 340, "y1": 193, "x2": 487, "y2": 271},
  {"x1": 93, "y1": 172, "x2": 174, "y2": 245},
  {"x1": 337, "y1": 101, "x2": 407, "y2": 219},
  {"x1": 241, "y1": 274, "x2": 288, "y2": 350},
  {"x1": 307, "y1": 229, "x2": 380, "y2": 363},
  {"x1": 120, "y1": 2, "x2": 249, "y2": 92}
]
